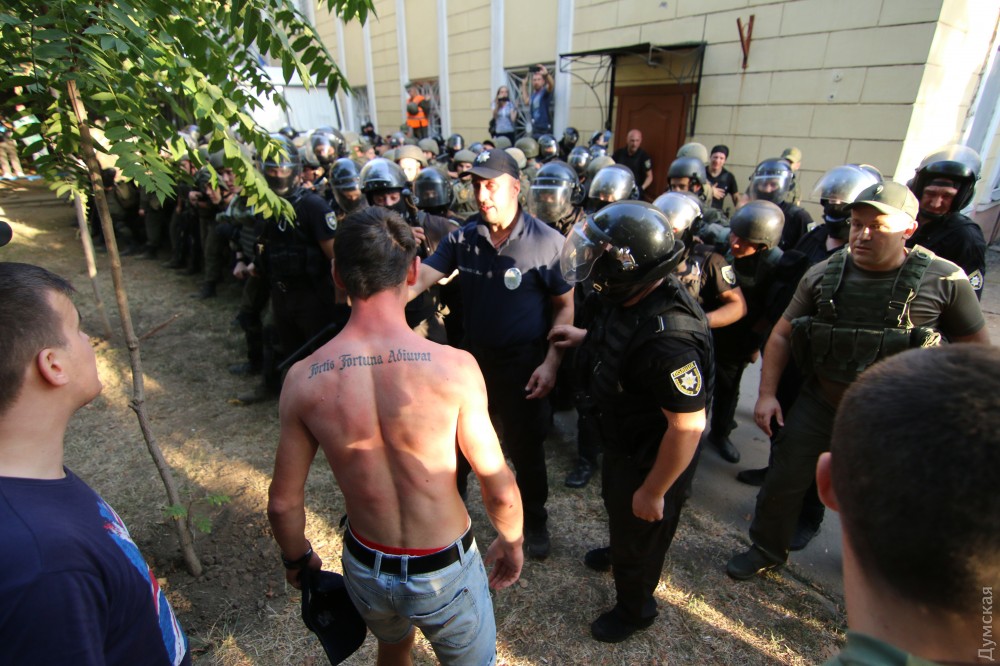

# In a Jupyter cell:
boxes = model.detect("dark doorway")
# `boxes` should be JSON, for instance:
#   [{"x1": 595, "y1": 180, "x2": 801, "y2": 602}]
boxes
[{"x1": 613, "y1": 84, "x2": 695, "y2": 200}]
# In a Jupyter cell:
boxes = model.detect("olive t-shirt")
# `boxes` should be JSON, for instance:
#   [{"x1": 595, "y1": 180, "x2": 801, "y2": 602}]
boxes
[{"x1": 783, "y1": 250, "x2": 985, "y2": 340}]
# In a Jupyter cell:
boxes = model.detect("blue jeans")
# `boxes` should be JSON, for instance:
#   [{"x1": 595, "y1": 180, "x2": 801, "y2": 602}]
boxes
[{"x1": 341, "y1": 533, "x2": 497, "y2": 665}]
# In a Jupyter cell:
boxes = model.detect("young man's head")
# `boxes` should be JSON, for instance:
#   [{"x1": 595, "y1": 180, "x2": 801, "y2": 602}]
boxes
[
  {"x1": 334, "y1": 208, "x2": 418, "y2": 300},
  {"x1": 822, "y1": 344, "x2": 1000, "y2": 614},
  {"x1": 0, "y1": 263, "x2": 101, "y2": 419},
  {"x1": 846, "y1": 182, "x2": 919, "y2": 272}
]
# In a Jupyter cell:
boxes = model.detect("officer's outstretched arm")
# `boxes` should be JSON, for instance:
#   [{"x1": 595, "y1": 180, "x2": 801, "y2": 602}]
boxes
[
  {"x1": 407, "y1": 262, "x2": 446, "y2": 303},
  {"x1": 754, "y1": 317, "x2": 793, "y2": 437}
]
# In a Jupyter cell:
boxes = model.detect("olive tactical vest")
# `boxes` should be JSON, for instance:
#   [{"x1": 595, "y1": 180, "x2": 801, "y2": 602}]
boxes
[
  {"x1": 584, "y1": 280, "x2": 714, "y2": 462},
  {"x1": 790, "y1": 246, "x2": 942, "y2": 384}
]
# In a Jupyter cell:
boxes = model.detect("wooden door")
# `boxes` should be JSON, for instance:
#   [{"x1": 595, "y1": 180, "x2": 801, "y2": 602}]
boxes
[{"x1": 613, "y1": 84, "x2": 694, "y2": 200}]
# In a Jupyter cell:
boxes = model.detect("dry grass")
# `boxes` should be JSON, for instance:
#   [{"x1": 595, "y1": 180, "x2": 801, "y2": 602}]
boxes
[{"x1": 1, "y1": 181, "x2": 846, "y2": 664}]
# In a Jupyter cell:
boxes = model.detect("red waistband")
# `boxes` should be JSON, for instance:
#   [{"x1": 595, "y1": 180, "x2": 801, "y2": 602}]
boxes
[{"x1": 348, "y1": 528, "x2": 448, "y2": 557}]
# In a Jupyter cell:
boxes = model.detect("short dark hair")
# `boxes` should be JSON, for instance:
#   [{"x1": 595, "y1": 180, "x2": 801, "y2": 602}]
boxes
[
  {"x1": 831, "y1": 344, "x2": 1000, "y2": 611},
  {"x1": 334, "y1": 207, "x2": 417, "y2": 299},
  {"x1": 0, "y1": 263, "x2": 76, "y2": 416},
  {"x1": 710, "y1": 145, "x2": 729, "y2": 158}
]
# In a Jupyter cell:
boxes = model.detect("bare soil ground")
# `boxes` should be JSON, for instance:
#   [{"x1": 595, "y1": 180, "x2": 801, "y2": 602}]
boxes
[{"x1": 1, "y1": 179, "x2": 846, "y2": 665}]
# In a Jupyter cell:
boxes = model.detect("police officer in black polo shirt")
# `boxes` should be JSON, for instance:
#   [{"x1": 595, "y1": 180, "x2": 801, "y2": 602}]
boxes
[
  {"x1": 550, "y1": 201, "x2": 713, "y2": 643},
  {"x1": 409, "y1": 149, "x2": 574, "y2": 560}
]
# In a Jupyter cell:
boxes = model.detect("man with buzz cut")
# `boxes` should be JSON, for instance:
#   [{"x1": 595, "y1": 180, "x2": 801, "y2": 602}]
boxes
[
  {"x1": 268, "y1": 207, "x2": 524, "y2": 665},
  {"x1": 409, "y1": 148, "x2": 574, "y2": 561},
  {"x1": 819, "y1": 344, "x2": 1000, "y2": 665},
  {"x1": 0, "y1": 262, "x2": 189, "y2": 665},
  {"x1": 727, "y1": 181, "x2": 989, "y2": 581}
]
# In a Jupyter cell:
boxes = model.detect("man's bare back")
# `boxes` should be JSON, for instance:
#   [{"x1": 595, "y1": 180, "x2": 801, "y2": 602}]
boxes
[{"x1": 282, "y1": 324, "x2": 488, "y2": 550}]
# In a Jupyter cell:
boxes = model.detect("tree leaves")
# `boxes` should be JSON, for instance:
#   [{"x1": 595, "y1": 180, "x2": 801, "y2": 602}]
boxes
[{"x1": 0, "y1": 0, "x2": 371, "y2": 221}]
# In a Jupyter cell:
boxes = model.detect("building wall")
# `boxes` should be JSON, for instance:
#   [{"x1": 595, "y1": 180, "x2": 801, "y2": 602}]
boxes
[{"x1": 314, "y1": 0, "x2": 998, "y2": 214}]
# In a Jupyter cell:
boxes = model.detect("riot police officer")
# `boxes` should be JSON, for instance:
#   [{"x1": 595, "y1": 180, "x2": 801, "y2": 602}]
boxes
[
  {"x1": 559, "y1": 126, "x2": 579, "y2": 160},
  {"x1": 706, "y1": 201, "x2": 785, "y2": 463},
  {"x1": 252, "y1": 134, "x2": 341, "y2": 396},
  {"x1": 530, "y1": 160, "x2": 584, "y2": 235},
  {"x1": 747, "y1": 158, "x2": 813, "y2": 250},
  {"x1": 567, "y1": 146, "x2": 592, "y2": 182},
  {"x1": 586, "y1": 163, "x2": 636, "y2": 214},
  {"x1": 537, "y1": 134, "x2": 559, "y2": 164},
  {"x1": 360, "y1": 158, "x2": 455, "y2": 343},
  {"x1": 550, "y1": 201, "x2": 714, "y2": 643},
  {"x1": 907, "y1": 144, "x2": 987, "y2": 298},
  {"x1": 328, "y1": 157, "x2": 368, "y2": 221},
  {"x1": 652, "y1": 191, "x2": 745, "y2": 329}
]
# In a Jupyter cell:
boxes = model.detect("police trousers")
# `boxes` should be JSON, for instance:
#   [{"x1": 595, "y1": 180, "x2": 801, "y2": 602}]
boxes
[
  {"x1": 603, "y1": 448, "x2": 699, "y2": 623},
  {"x1": 463, "y1": 341, "x2": 551, "y2": 532},
  {"x1": 749, "y1": 379, "x2": 835, "y2": 563}
]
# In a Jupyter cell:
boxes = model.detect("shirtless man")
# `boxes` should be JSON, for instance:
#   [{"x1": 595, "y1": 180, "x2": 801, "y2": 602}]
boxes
[{"x1": 267, "y1": 206, "x2": 524, "y2": 665}]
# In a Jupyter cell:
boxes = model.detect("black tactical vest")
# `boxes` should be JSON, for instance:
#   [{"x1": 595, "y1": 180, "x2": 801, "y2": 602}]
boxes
[
  {"x1": 676, "y1": 244, "x2": 715, "y2": 303},
  {"x1": 583, "y1": 279, "x2": 714, "y2": 463},
  {"x1": 790, "y1": 246, "x2": 942, "y2": 384},
  {"x1": 259, "y1": 189, "x2": 327, "y2": 284}
]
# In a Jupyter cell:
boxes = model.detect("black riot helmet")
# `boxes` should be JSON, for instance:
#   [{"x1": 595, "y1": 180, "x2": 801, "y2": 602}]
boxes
[
  {"x1": 515, "y1": 136, "x2": 539, "y2": 159},
  {"x1": 260, "y1": 134, "x2": 302, "y2": 197},
  {"x1": 585, "y1": 155, "x2": 615, "y2": 180},
  {"x1": 560, "y1": 200, "x2": 685, "y2": 304},
  {"x1": 588, "y1": 144, "x2": 608, "y2": 159},
  {"x1": 311, "y1": 130, "x2": 346, "y2": 167},
  {"x1": 567, "y1": 146, "x2": 592, "y2": 177},
  {"x1": 667, "y1": 156, "x2": 709, "y2": 199},
  {"x1": 729, "y1": 200, "x2": 785, "y2": 250},
  {"x1": 359, "y1": 158, "x2": 409, "y2": 215},
  {"x1": 749, "y1": 159, "x2": 794, "y2": 204},
  {"x1": 812, "y1": 164, "x2": 881, "y2": 240},
  {"x1": 587, "y1": 164, "x2": 637, "y2": 212},
  {"x1": 330, "y1": 158, "x2": 367, "y2": 214},
  {"x1": 412, "y1": 168, "x2": 453, "y2": 214},
  {"x1": 530, "y1": 161, "x2": 581, "y2": 224},
  {"x1": 651, "y1": 191, "x2": 704, "y2": 251},
  {"x1": 468, "y1": 142, "x2": 485, "y2": 155},
  {"x1": 589, "y1": 129, "x2": 611, "y2": 147},
  {"x1": 538, "y1": 134, "x2": 559, "y2": 162},
  {"x1": 561, "y1": 127, "x2": 579, "y2": 149},
  {"x1": 910, "y1": 144, "x2": 982, "y2": 215},
  {"x1": 445, "y1": 133, "x2": 465, "y2": 154},
  {"x1": 278, "y1": 125, "x2": 299, "y2": 140}
]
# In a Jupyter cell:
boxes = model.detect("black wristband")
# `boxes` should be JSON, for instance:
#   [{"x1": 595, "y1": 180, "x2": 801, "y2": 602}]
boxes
[{"x1": 281, "y1": 547, "x2": 313, "y2": 570}]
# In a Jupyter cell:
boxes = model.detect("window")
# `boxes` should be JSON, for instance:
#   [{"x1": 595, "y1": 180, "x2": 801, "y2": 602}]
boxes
[
  {"x1": 351, "y1": 85, "x2": 371, "y2": 132},
  {"x1": 407, "y1": 79, "x2": 442, "y2": 138},
  {"x1": 507, "y1": 64, "x2": 555, "y2": 139}
]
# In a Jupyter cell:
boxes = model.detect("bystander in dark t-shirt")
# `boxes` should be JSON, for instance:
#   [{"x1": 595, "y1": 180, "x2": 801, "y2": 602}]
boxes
[
  {"x1": 611, "y1": 147, "x2": 653, "y2": 196},
  {"x1": 423, "y1": 208, "x2": 571, "y2": 349},
  {"x1": 0, "y1": 469, "x2": 190, "y2": 666},
  {"x1": 706, "y1": 168, "x2": 738, "y2": 211}
]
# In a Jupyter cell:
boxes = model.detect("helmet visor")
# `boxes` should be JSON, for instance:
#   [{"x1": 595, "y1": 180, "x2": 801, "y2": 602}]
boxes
[
  {"x1": 751, "y1": 173, "x2": 790, "y2": 202},
  {"x1": 529, "y1": 185, "x2": 572, "y2": 224},
  {"x1": 560, "y1": 218, "x2": 610, "y2": 283}
]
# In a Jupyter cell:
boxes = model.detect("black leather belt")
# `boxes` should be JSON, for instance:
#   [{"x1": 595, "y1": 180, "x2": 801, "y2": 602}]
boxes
[{"x1": 344, "y1": 528, "x2": 474, "y2": 576}]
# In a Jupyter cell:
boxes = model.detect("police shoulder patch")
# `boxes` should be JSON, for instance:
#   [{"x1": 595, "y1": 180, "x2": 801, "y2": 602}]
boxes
[
  {"x1": 325, "y1": 211, "x2": 338, "y2": 232},
  {"x1": 721, "y1": 265, "x2": 736, "y2": 286},
  {"x1": 670, "y1": 361, "x2": 702, "y2": 397},
  {"x1": 968, "y1": 269, "x2": 983, "y2": 291}
]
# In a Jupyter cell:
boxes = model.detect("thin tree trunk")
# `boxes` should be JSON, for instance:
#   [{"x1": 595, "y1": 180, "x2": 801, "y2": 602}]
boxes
[
  {"x1": 72, "y1": 192, "x2": 114, "y2": 339},
  {"x1": 66, "y1": 79, "x2": 202, "y2": 576}
]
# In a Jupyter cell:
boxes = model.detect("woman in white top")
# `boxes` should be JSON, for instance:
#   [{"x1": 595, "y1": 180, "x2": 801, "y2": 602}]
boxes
[{"x1": 491, "y1": 86, "x2": 517, "y2": 143}]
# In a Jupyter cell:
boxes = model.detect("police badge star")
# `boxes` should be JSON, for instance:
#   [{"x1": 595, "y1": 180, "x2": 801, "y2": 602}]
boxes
[
  {"x1": 670, "y1": 361, "x2": 702, "y2": 397},
  {"x1": 721, "y1": 265, "x2": 736, "y2": 285},
  {"x1": 969, "y1": 269, "x2": 984, "y2": 292}
]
